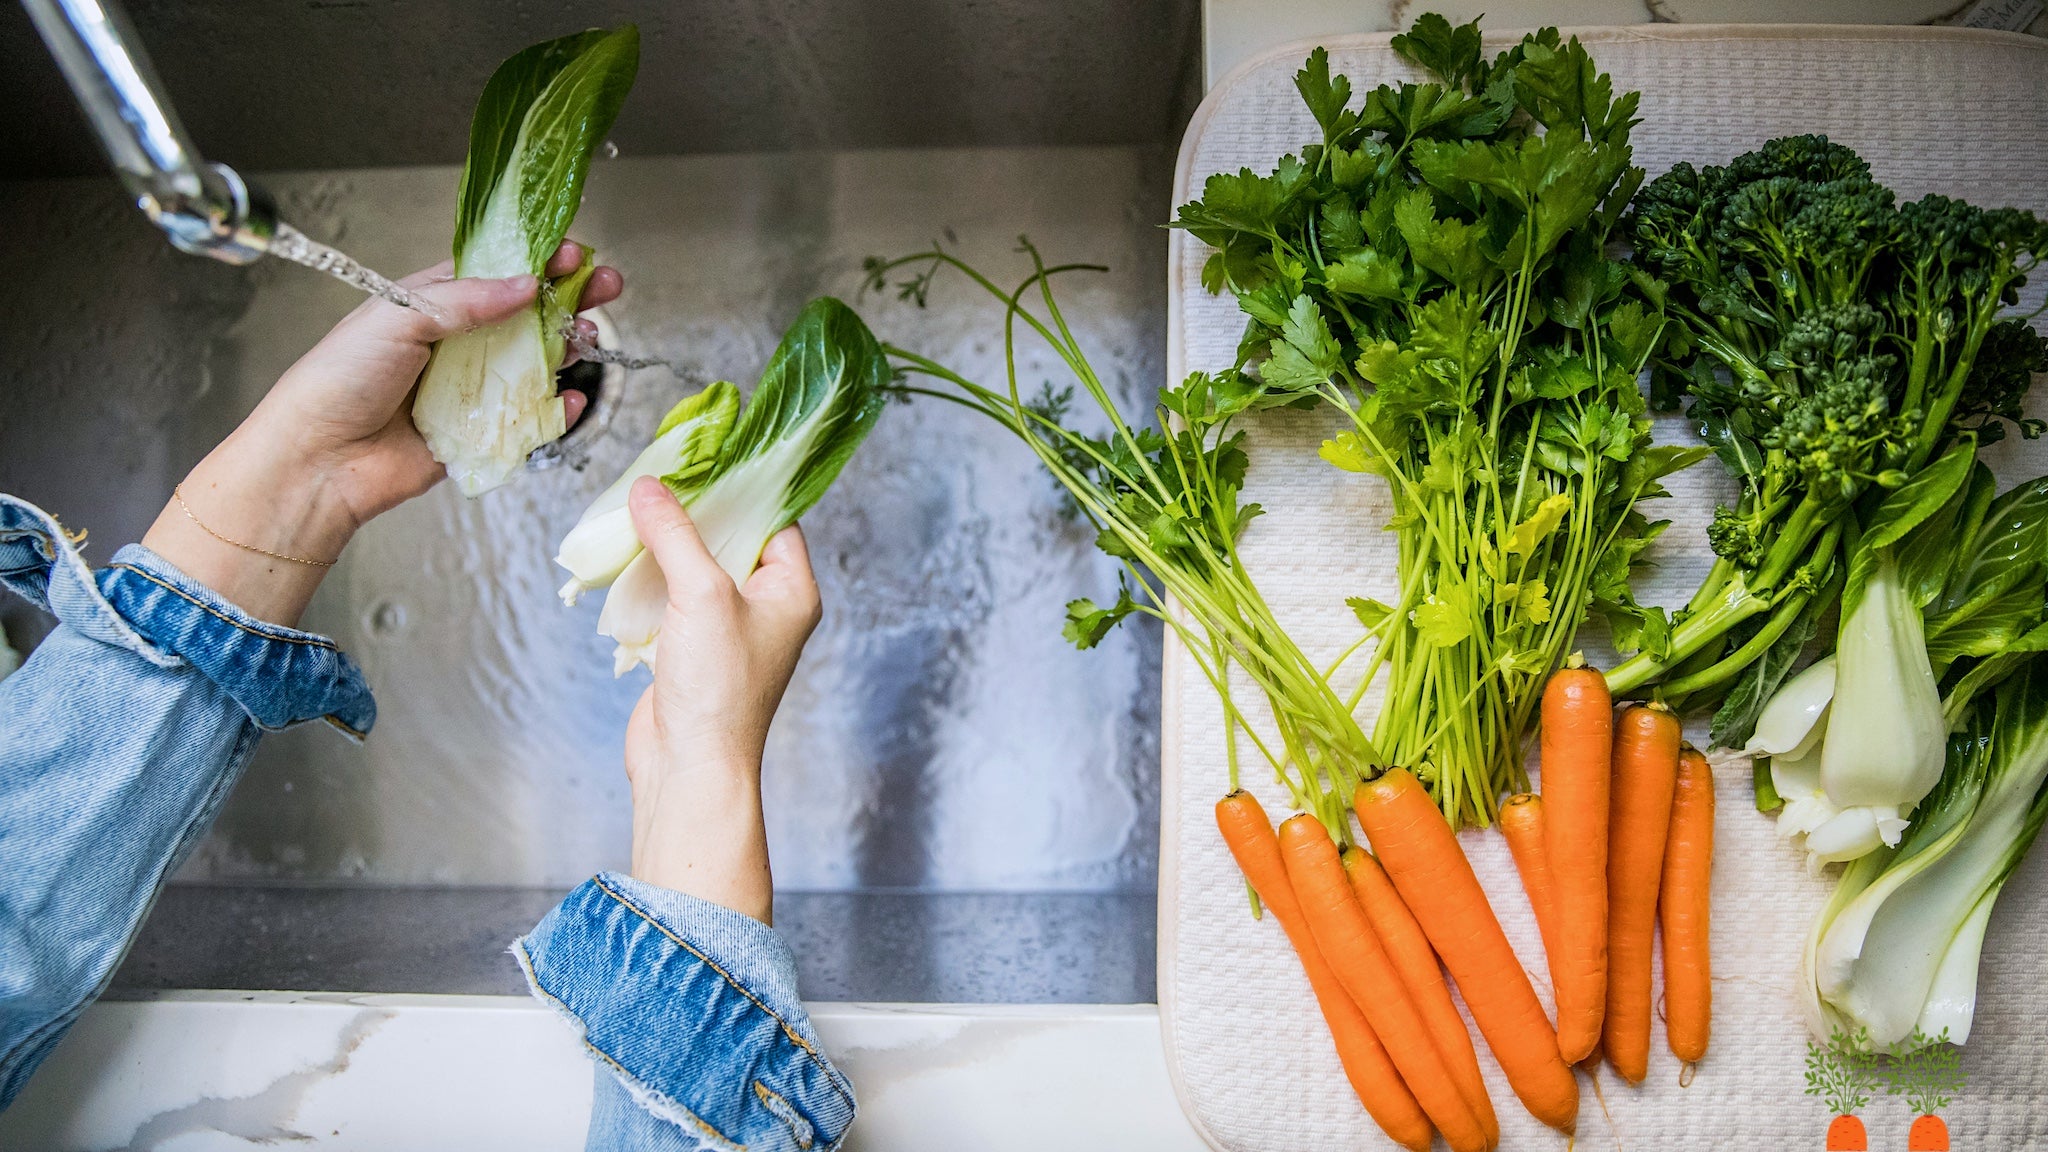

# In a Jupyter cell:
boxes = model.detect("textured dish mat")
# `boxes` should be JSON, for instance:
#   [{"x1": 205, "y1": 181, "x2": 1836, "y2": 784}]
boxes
[{"x1": 1159, "y1": 24, "x2": 2048, "y2": 1152}]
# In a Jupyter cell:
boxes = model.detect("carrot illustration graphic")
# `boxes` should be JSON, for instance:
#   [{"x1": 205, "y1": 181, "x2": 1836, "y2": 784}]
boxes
[
  {"x1": 1806, "y1": 1027, "x2": 1878, "y2": 1151},
  {"x1": 1889, "y1": 1029, "x2": 1964, "y2": 1152},
  {"x1": 1908, "y1": 1115, "x2": 1950, "y2": 1152}
]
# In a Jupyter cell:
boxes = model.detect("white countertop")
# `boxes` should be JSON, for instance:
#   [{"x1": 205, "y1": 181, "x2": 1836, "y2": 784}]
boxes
[
  {"x1": 1204, "y1": 0, "x2": 2048, "y2": 87},
  {"x1": 0, "y1": 993, "x2": 1208, "y2": 1151}
]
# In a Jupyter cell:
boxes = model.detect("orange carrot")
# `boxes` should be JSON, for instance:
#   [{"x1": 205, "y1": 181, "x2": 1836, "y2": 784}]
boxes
[
  {"x1": 1343, "y1": 845, "x2": 1500, "y2": 1150},
  {"x1": 1280, "y1": 816, "x2": 1490, "y2": 1152},
  {"x1": 1499, "y1": 793, "x2": 1565, "y2": 1001},
  {"x1": 1540, "y1": 665, "x2": 1613, "y2": 1064},
  {"x1": 1214, "y1": 793, "x2": 1434, "y2": 1152},
  {"x1": 1660, "y1": 748, "x2": 1714, "y2": 1066},
  {"x1": 1354, "y1": 770, "x2": 1579, "y2": 1135},
  {"x1": 1602, "y1": 704, "x2": 1683, "y2": 1084},
  {"x1": 1827, "y1": 1114, "x2": 1869, "y2": 1150}
]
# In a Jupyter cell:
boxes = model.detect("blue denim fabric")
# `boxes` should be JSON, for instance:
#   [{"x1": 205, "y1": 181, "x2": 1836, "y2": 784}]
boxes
[
  {"x1": 517, "y1": 874, "x2": 857, "y2": 1152},
  {"x1": 0, "y1": 493, "x2": 376, "y2": 1107},
  {"x1": 0, "y1": 493, "x2": 851, "y2": 1146}
]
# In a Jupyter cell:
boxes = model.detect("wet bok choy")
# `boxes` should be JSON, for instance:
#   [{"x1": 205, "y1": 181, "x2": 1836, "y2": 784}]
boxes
[
  {"x1": 414, "y1": 26, "x2": 640, "y2": 496},
  {"x1": 555, "y1": 298, "x2": 887, "y2": 674}
]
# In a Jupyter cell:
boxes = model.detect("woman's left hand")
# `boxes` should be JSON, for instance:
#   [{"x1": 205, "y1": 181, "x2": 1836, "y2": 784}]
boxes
[{"x1": 141, "y1": 241, "x2": 622, "y2": 626}]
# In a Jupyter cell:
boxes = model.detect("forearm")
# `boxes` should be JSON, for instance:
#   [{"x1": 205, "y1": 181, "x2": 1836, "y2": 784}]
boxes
[
  {"x1": 140, "y1": 418, "x2": 361, "y2": 628},
  {"x1": 630, "y1": 760, "x2": 774, "y2": 925}
]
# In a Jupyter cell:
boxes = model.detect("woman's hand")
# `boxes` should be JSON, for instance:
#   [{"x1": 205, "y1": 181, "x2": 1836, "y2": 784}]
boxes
[
  {"x1": 621, "y1": 478, "x2": 821, "y2": 923},
  {"x1": 142, "y1": 242, "x2": 621, "y2": 626}
]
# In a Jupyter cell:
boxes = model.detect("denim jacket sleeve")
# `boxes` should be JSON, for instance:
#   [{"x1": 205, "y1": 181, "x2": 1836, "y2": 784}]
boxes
[
  {"x1": 0, "y1": 494, "x2": 374, "y2": 1108},
  {"x1": 516, "y1": 873, "x2": 857, "y2": 1152}
]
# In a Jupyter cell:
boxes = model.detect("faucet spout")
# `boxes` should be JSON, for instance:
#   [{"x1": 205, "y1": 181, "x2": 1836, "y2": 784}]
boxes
[{"x1": 21, "y1": 0, "x2": 275, "y2": 264}]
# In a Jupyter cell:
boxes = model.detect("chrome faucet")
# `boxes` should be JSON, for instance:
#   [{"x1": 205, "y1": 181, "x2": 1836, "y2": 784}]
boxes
[{"x1": 22, "y1": 0, "x2": 276, "y2": 264}]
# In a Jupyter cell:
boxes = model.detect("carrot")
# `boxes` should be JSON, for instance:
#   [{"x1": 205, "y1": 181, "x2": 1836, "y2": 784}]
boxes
[
  {"x1": 1660, "y1": 747, "x2": 1714, "y2": 1066},
  {"x1": 1214, "y1": 793, "x2": 1434, "y2": 1152},
  {"x1": 1343, "y1": 845, "x2": 1500, "y2": 1149},
  {"x1": 1280, "y1": 815, "x2": 1490, "y2": 1152},
  {"x1": 1354, "y1": 770, "x2": 1579, "y2": 1134},
  {"x1": 1498, "y1": 793, "x2": 1565, "y2": 1000},
  {"x1": 1826, "y1": 1114, "x2": 1869, "y2": 1150},
  {"x1": 1540, "y1": 664, "x2": 1613, "y2": 1064},
  {"x1": 1602, "y1": 703, "x2": 1683, "y2": 1084}
]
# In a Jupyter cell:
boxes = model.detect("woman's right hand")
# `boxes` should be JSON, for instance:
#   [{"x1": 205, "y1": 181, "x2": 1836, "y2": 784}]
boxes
[
  {"x1": 142, "y1": 241, "x2": 622, "y2": 627},
  {"x1": 620, "y1": 477, "x2": 821, "y2": 923}
]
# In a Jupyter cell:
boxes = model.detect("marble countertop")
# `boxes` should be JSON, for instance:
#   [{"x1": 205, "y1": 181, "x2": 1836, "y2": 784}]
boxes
[{"x1": 0, "y1": 994, "x2": 1207, "y2": 1151}]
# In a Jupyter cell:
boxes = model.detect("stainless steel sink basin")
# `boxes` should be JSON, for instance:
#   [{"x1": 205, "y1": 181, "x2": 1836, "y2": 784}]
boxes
[{"x1": 0, "y1": 101, "x2": 1187, "y2": 997}]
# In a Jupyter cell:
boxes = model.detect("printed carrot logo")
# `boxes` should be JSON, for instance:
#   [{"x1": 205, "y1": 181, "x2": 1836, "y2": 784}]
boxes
[
  {"x1": 1887, "y1": 1030, "x2": 1965, "y2": 1152},
  {"x1": 1805, "y1": 1026, "x2": 1968, "y2": 1150},
  {"x1": 1805, "y1": 1027, "x2": 1880, "y2": 1150}
]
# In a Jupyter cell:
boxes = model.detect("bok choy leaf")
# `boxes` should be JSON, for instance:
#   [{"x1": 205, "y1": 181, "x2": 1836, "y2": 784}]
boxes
[
  {"x1": 414, "y1": 26, "x2": 640, "y2": 497},
  {"x1": 559, "y1": 298, "x2": 888, "y2": 675}
]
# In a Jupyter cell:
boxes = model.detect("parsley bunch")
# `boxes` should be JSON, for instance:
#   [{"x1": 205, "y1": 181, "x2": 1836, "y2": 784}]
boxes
[
  {"x1": 1172, "y1": 16, "x2": 1700, "y2": 826},
  {"x1": 870, "y1": 243, "x2": 1383, "y2": 839}
]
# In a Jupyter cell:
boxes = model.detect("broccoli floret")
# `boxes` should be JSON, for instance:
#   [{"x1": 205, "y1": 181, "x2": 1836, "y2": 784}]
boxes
[
  {"x1": 1784, "y1": 178, "x2": 1896, "y2": 263},
  {"x1": 1707, "y1": 506, "x2": 1764, "y2": 568},
  {"x1": 1767, "y1": 354, "x2": 1907, "y2": 500},
  {"x1": 1721, "y1": 134, "x2": 1870, "y2": 188},
  {"x1": 1627, "y1": 161, "x2": 1712, "y2": 277},
  {"x1": 1772, "y1": 303, "x2": 1884, "y2": 381},
  {"x1": 1954, "y1": 319, "x2": 2048, "y2": 444}
]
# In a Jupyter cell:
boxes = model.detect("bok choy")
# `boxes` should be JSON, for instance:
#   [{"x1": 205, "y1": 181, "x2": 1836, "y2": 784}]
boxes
[
  {"x1": 555, "y1": 298, "x2": 888, "y2": 674},
  {"x1": 1805, "y1": 661, "x2": 2048, "y2": 1049},
  {"x1": 1754, "y1": 462, "x2": 2048, "y2": 868},
  {"x1": 414, "y1": 27, "x2": 640, "y2": 497},
  {"x1": 1747, "y1": 462, "x2": 2048, "y2": 1046}
]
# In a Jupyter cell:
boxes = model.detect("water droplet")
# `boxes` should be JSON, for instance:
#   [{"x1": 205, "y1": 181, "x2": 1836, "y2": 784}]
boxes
[{"x1": 601, "y1": 140, "x2": 620, "y2": 159}]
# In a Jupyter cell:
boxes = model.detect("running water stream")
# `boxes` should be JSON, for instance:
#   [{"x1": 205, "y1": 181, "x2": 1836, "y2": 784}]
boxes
[
  {"x1": 270, "y1": 221, "x2": 683, "y2": 375},
  {"x1": 566, "y1": 337, "x2": 685, "y2": 376},
  {"x1": 267, "y1": 222, "x2": 447, "y2": 322}
]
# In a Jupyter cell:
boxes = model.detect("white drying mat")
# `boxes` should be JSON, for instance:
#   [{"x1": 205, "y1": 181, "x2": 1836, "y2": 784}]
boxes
[{"x1": 1160, "y1": 24, "x2": 2048, "y2": 1152}]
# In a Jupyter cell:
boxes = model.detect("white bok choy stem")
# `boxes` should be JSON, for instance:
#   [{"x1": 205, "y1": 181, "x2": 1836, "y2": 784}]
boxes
[
  {"x1": 555, "y1": 382, "x2": 738, "y2": 605},
  {"x1": 1753, "y1": 445, "x2": 1984, "y2": 867},
  {"x1": 413, "y1": 27, "x2": 639, "y2": 497},
  {"x1": 560, "y1": 298, "x2": 888, "y2": 676},
  {"x1": 1806, "y1": 661, "x2": 2048, "y2": 1048}
]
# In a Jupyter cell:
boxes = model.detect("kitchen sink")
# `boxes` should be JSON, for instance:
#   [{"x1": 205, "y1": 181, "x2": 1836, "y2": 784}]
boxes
[{"x1": 0, "y1": 0, "x2": 1201, "y2": 1003}]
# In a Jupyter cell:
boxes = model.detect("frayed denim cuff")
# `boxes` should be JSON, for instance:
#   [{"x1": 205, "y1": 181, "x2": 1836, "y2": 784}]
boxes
[
  {"x1": 517, "y1": 874, "x2": 856, "y2": 1152},
  {"x1": 0, "y1": 494, "x2": 375, "y2": 738}
]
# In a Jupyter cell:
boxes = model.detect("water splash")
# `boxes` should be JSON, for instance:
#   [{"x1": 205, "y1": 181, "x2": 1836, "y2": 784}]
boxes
[
  {"x1": 565, "y1": 325, "x2": 688, "y2": 378},
  {"x1": 268, "y1": 222, "x2": 448, "y2": 323}
]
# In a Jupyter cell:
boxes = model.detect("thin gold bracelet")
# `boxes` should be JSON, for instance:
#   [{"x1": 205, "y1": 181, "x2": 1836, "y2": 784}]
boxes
[{"x1": 172, "y1": 485, "x2": 338, "y2": 568}]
